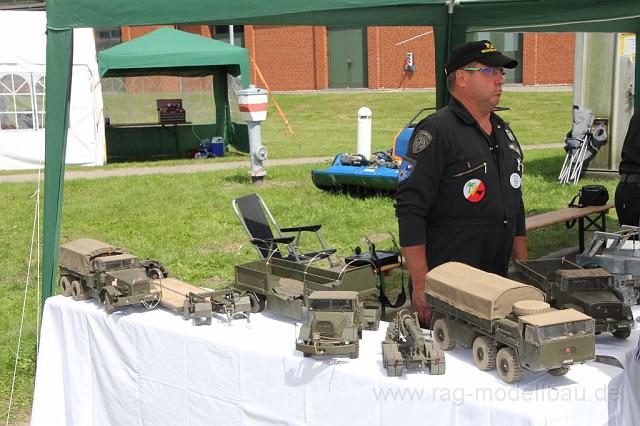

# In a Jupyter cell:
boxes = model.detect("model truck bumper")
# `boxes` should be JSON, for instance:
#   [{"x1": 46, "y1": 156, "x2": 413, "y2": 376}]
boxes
[
  {"x1": 296, "y1": 341, "x2": 358, "y2": 356},
  {"x1": 114, "y1": 289, "x2": 161, "y2": 308}
]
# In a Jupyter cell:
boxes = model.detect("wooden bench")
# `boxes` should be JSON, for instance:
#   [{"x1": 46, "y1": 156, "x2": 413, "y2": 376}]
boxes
[{"x1": 525, "y1": 203, "x2": 614, "y2": 252}]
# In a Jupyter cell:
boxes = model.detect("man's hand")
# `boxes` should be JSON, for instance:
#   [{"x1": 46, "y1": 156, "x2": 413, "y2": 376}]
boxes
[{"x1": 411, "y1": 289, "x2": 432, "y2": 327}]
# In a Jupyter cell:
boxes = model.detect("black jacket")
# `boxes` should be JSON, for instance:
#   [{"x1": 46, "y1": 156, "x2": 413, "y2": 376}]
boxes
[
  {"x1": 620, "y1": 110, "x2": 640, "y2": 175},
  {"x1": 395, "y1": 97, "x2": 525, "y2": 276}
]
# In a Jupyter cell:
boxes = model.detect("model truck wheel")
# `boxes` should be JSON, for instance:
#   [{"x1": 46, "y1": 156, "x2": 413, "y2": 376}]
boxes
[
  {"x1": 472, "y1": 336, "x2": 497, "y2": 371},
  {"x1": 99, "y1": 290, "x2": 115, "y2": 315},
  {"x1": 548, "y1": 367, "x2": 569, "y2": 377},
  {"x1": 71, "y1": 280, "x2": 89, "y2": 301},
  {"x1": 59, "y1": 276, "x2": 72, "y2": 297},
  {"x1": 613, "y1": 329, "x2": 631, "y2": 339},
  {"x1": 496, "y1": 347, "x2": 522, "y2": 383},
  {"x1": 349, "y1": 343, "x2": 359, "y2": 359},
  {"x1": 433, "y1": 318, "x2": 455, "y2": 350}
]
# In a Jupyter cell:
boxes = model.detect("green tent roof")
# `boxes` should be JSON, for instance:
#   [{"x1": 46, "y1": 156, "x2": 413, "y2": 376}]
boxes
[{"x1": 98, "y1": 27, "x2": 249, "y2": 85}]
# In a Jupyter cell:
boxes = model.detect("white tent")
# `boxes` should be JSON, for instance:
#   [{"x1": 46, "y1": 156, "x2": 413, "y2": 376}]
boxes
[{"x1": 0, "y1": 11, "x2": 105, "y2": 170}]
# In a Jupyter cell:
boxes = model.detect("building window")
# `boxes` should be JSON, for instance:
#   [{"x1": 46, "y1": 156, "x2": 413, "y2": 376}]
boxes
[
  {"x1": 212, "y1": 25, "x2": 244, "y2": 47},
  {"x1": 0, "y1": 73, "x2": 44, "y2": 131},
  {"x1": 95, "y1": 27, "x2": 122, "y2": 51}
]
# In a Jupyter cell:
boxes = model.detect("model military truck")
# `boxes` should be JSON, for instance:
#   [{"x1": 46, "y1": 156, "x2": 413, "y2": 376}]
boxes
[
  {"x1": 426, "y1": 262, "x2": 596, "y2": 383},
  {"x1": 296, "y1": 291, "x2": 377, "y2": 359},
  {"x1": 59, "y1": 239, "x2": 160, "y2": 314},
  {"x1": 382, "y1": 309, "x2": 445, "y2": 376},
  {"x1": 515, "y1": 258, "x2": 634, "y2": 339},
  {"x1": 577, "y1": 226, "x2": 640, "y2": 305}
]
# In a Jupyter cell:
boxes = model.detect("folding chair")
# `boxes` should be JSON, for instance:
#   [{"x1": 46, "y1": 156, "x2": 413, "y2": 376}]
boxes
[{"x1": 232, "y1": 193, "x2": 336, "y2": 265}]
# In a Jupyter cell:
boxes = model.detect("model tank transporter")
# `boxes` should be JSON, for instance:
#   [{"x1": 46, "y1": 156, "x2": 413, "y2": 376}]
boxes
[
  {"x1": 58, "y1": 239, "x2": 161, "y2": 314},
  {"x1": 577, "y1": 226, "x2": 640, "y2": 305},
  {"x1": 382, "y1": 309, "x2": 445, "y2": 376},
  {"x1": 296, "y1": 291, "x2": 375, "y2": 359},
  {"x1": 426, "y1": 262, "x2": 596, "y2": 383},
  {"x1": 515, "y1": 258, "x2": 634, "y2": 339}
]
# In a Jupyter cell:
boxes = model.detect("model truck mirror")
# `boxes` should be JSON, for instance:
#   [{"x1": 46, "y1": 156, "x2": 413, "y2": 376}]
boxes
[
  {"x1": 515, "y1": 258, "x2": 634, "y2": 339},
  {"x1": 58, "y1": 238, "x2": 161, "y2": 314},
  {"x1": 426, "y1": 262, "x2": 596, "y2": 384},
  {"x1": 382, "y1": 309, "x2": 445, "y2": 376}
]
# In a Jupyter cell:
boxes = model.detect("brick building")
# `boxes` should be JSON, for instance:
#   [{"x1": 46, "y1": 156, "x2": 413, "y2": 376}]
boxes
[{"x1": 102, "y1": 25, "x2": 575, "y2": 91}]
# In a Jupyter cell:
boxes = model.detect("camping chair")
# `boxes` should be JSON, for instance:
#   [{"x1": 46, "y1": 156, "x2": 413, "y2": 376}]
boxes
[{"x1": 232, "y1": 193, "x2": 337, "y2": 265}]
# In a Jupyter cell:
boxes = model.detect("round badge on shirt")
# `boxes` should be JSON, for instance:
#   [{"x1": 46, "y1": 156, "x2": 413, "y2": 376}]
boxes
[
  {"x1": 463, "y1": 179, "x2": 486, "y2": 203},
  {"x1": 509, "y1": 173, "x2": 521, "y2": 189}
]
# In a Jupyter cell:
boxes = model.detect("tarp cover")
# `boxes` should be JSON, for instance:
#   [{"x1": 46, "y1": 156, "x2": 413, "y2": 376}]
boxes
[
  {"x1": 0, "y1": 11, "x2": 105, "y2": 170},
  {"x1": 59, "y1": 239, "x2": 126, "y2": 275},
  {"x1": 98, "y1": 27, "x2": 249, "y2": 84},
  {"x1": 426, "y1": 262, "x2": 545, "y2": 321},
  {"x1": 520, "y1": 308, "x2": 593, "y2": 327}
]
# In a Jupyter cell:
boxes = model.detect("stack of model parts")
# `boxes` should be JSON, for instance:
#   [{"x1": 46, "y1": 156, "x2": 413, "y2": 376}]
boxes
[
  {"x1": 382, "y1": 309, "x2": 445, "y2": 376},
  {"x1": 152, "y1": 277, "x2": 259, "y2": 326},
  {"x1": 577, "y1": 226, "x2": 640, "y2": 305},
  {"x1": 58, "y1": 239, "x2": 161, "y2": 314},
  {"x1": 558, "y1": 105, "x2": 608, "y2": 185},
  {"x1": 515, "y1": 258, "x2": 634, "y2": 339},
  {"x1": 234, "y1": 256, "x2": 381, "y2": 325},
  {"x1": 426, "y1": 262, "x2": 596, "y2": 383},
  {"x1": 296, "y1": 291, "x2": 374, "y2": 359}
]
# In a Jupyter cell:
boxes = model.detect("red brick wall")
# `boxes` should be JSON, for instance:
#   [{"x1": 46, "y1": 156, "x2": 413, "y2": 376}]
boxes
[
  {"x1": 522, "y1": 33, "x2": 575, "y2": 85},
  {"x1": 367, "y1": 26, "x2": 435, "y2": 89},
  {"x1": 246, "y1": 26, "x2": 328, "y2": 90}
]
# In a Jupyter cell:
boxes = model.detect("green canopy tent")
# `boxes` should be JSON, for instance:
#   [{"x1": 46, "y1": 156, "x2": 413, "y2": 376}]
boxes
[
  {"x1": 98, "y1": 27, "x2": 251, "y2": 157},
  {"x1": 43, "y1": 0, "x2": 640, "y2": 305}
]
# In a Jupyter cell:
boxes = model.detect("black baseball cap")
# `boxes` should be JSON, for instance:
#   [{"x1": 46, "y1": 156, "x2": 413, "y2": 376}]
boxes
[{"x1": 445, "y1": 40, "x2": 518, "y2": 75}]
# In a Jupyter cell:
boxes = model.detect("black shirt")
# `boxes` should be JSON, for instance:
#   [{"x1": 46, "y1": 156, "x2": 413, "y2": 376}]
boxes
[
  {"x1": 395, "y1": 97, "x2": 525, "y2": 276},
  {"x1": 620, "y1": 110, "x2": 640, "y2": 175}
]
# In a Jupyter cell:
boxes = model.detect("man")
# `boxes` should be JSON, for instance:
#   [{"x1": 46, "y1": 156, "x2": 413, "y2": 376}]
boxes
[
  {"x1": 616, "y1": 109, "x2": 640, "y2": 227},
  {"x1": 395, "y1": 40, "x2": 528, "y2": 325}
]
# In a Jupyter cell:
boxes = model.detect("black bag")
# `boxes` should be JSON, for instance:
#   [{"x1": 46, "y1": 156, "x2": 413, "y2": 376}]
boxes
[{"x1": 568, "y1": 184, "x2": 609, "y2": 207}]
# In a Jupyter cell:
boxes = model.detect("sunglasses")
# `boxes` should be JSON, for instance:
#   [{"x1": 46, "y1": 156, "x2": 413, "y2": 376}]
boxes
[{"x1": 462, "y1": 67, "x2": 506, "y2": 77}]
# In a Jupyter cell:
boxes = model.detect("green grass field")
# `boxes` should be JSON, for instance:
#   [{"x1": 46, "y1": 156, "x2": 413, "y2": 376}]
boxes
[{"x1": 0, "y1": 90, "x2": 619, "y2": 423}]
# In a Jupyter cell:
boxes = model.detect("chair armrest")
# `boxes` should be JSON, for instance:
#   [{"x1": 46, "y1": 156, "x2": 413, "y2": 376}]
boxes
[
  {"x1": 280, "y1": 224, "x2": 322, "y2": 233},
  {"x1": 251, "y1": 236, "x2": 295, "y2": 245}
]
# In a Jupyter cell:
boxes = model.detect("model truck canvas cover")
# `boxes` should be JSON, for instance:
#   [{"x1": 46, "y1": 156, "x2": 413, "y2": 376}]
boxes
[
  {"x1": 59, "y1": 238, "x2": 127, "y2": 273},
  {"x1": 426, "y1": 262, "x2": 546, "y2": 320}
]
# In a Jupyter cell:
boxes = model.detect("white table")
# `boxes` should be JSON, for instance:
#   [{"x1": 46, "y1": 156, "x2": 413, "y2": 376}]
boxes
[{"x1": 31, "y1": 297, "x2": 640, "y2": 426}]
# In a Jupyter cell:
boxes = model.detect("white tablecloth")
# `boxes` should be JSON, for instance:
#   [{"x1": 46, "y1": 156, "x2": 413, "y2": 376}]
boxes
[{"x1": 31, "y1": 297, "x2": 640, "y2": 426}]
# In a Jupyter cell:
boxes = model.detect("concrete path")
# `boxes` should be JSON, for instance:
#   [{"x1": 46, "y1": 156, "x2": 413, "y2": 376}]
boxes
[{"x1": 0, "y1": 143, "x2": 563, "y2": 184}]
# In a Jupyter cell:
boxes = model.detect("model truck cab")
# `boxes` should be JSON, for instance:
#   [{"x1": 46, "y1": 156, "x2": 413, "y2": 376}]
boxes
[
  {"x1": 59, "y1": 239, "x2": 160, "y2": 314},
  {"x1": 426, "y1": 262, "x2": 596, "y2": 383},
  {"x1": 296, "y1": 291, "x2": 365, "y2": 359}
]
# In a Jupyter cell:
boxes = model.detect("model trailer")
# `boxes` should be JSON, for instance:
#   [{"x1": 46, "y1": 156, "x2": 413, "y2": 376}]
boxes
[
  {"x1": 515, "y1": 258, "x2": 634, "y2": 339},
  {"x1": 382, "y1": 309, "x2": 445, "y2": 376},
  {"x1": 152, "y1": 277, "x2": 260, "y2": 325},
  {"x1": 426, "y1": 262, "x2": 596, "y2": 383},
  {"x1": 235, "y1": 257, "x2": 381, "y2": 325},
  {"x1": 58, "y1": 239, "x2": 160, "y2": 314},
  {"x1": 296, "y1": 291, "x2": 375, "y2": 359}
]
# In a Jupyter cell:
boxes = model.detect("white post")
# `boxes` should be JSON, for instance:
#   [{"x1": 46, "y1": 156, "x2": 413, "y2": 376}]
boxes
[{"x1": 356, "y1": 106, "x2": 372, "y2": 160}]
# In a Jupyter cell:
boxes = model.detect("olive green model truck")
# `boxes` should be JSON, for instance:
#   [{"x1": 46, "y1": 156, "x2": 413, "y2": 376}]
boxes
[
  {"x1": 426, "y1": 262, "x2": 596, "y2": 383},
  {"x1": 296, "y1": 291, "x2": 378, "y2": 359},
  {"x1": 59, "y1": 239, "x2": 160, "y2": 314}
]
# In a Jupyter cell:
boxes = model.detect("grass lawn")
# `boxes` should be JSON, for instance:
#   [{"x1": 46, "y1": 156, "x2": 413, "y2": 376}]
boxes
[{"x1": 0, "y1": 90, "x2": 619, "y2": 423}]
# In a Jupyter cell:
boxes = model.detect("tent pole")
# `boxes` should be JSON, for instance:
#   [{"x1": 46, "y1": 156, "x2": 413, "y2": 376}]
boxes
[
  {"x1": 42, "y1": 28, "x2": 74, "y2": 307},
  {"x1": 635, "y1": 30, "x2": 640, "y2": 110}
]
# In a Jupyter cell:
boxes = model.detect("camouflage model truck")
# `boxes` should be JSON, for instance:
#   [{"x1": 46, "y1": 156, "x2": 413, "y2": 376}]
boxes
[
  {"x1": 296, "y1": 291, "x2": 377, "y2": 359},
  {"x1": 382, "y1": 309, "x2": 445, "y2": 376},
  {"x1": 515, "y1": 258, "x2": 634, "y2": 339},
  {"x1": 426, "y1": 262, "x2": 596, "y2": 384},
  {"x1": 59, "y1": 239, "x2": 160, "y2": 314}
]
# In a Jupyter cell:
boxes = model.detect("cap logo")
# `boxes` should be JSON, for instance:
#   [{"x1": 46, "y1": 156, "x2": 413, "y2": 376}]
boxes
[{"x1": 481, "y1": 42, "x2": 497, "y2": 53}]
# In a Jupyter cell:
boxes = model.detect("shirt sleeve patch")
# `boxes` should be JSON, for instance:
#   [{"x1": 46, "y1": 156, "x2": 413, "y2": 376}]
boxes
[
  {"x1": 398, "y1": 157, "x2": 417, "y2": 184},
  {"x1": 412, "y1": 129, "x2": 433, "y2": 154}
]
